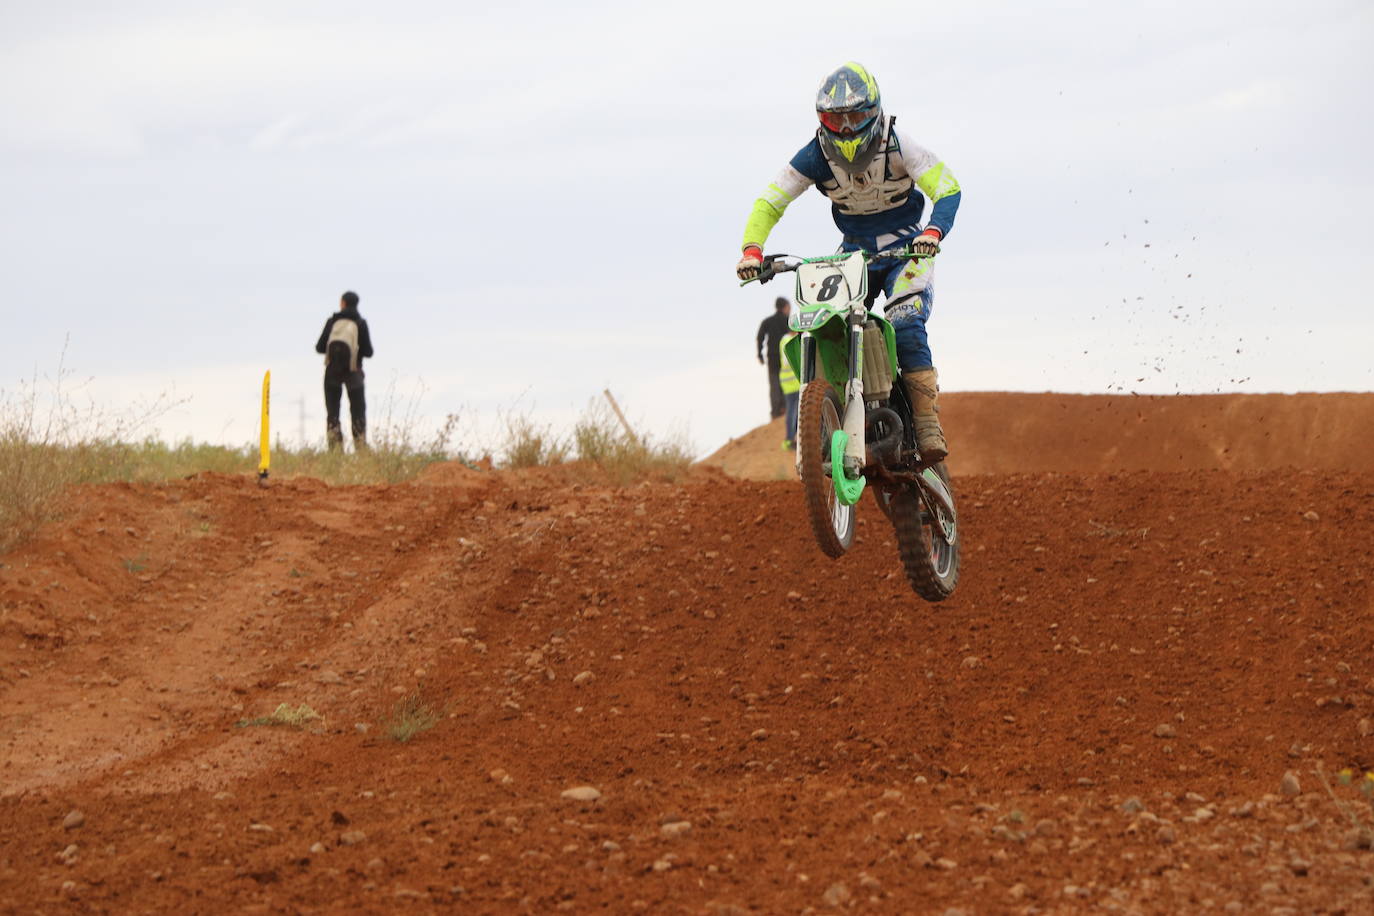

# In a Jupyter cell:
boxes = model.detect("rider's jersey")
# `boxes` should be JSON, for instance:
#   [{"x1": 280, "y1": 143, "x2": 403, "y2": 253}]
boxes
[{"x1": 741, "y1": 116, "x2": 961, "y2": 252}]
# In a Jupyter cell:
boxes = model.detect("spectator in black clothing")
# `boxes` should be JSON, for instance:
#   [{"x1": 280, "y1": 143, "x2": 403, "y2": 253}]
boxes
[
  {"x1": 756, "y1": 297, "x2": 792, "y2": 420},
  {"x1": 315, "y1": 290, "x2": 374, "y2": 451}
]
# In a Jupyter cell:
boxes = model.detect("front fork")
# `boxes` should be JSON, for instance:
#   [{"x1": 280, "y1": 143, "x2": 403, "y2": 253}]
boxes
[
  {"x1": 840, "y1": 307, "x2": 867, "y2": 477},
  {"x1": 797, "y1": 309, "x2": 868, "y2": 498}
]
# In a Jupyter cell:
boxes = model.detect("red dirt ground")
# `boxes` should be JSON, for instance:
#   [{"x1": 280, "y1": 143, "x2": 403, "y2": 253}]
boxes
[{"x1": 3, "y1": 393, "x2": 1374, "y2": 913}]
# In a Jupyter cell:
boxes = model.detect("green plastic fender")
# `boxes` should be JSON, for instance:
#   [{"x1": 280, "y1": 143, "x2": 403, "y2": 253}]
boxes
[
  {"x1": 783, "y1": 314, "x2": 899, "y2": 395},
  {"x1": 829, "y1": 430, "x2": 866, "y2": 506}
]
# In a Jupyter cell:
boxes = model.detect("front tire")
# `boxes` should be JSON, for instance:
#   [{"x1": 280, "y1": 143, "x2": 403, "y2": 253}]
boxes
[
  {"x1": 797, "y1": 379, "x2": 854, "y2": 558},
  {"x1": 889, "y1": 461, "x2": 959, "y2": 600}
]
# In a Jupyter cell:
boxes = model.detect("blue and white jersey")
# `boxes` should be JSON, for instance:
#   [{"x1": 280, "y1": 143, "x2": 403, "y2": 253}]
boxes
[{"x1": 742, "y1": 116, "x2": 962, "y2": 253}]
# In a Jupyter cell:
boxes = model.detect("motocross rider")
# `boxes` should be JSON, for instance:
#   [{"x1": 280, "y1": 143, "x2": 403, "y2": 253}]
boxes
[{"x1": 735, "y1": 62, "x2": 962, "y2": 461}]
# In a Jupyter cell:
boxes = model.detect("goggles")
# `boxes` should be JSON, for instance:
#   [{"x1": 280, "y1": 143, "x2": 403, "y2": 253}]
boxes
[{"x1": 819, "y1": 108, "x2": 876, "y2": 136}]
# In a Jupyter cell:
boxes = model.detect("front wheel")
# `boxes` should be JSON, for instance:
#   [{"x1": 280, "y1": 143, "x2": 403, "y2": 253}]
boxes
[
  {"x1": 797, "y1": 379, "x2": 854, "y2": 558},
  {"x1": 888, "y1": 461, "x2": 960, "y2": 600}
]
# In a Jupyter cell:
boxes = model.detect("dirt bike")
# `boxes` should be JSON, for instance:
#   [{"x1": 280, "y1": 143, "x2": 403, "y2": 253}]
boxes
[{"x1": 744, "y1": 246, "x2": 959, "y2": 601}]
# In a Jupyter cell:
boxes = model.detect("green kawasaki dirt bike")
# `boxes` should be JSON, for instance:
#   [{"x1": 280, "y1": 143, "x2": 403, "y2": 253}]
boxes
[{"x1": 745, "y1": 246, "x2": 959, "y2": 601}]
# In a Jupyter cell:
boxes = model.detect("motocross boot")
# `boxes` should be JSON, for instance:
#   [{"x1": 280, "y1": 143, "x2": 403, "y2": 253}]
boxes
[{"x1": 903, "y1": 367, "x2": 948, "y2": 462}]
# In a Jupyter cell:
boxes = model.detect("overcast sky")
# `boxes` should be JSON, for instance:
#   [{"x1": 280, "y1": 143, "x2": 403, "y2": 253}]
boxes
[{"x1": 4, "y1": 0, "x2": 1371, "y2": 456}]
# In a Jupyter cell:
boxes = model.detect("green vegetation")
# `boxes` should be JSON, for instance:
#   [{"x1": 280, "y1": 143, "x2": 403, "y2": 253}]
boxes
[
  {"x1": 380, "y1": 693, "x2": 442, "y2": 743},
  {"x1": 1318, "y1": 765, "x2": 1374, "y2": 850},
  {"x1": 235, "y1": 702, "x2": 323, "y2": 729}
]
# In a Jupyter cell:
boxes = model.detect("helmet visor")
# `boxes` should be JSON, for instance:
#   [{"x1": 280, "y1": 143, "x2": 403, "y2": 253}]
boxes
[{"x1": 819, "y1": 108, "x2": 876, "y2": 136}]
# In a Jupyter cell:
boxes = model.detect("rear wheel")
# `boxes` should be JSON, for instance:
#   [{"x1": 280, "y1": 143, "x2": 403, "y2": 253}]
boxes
[
  {"x1": 797, "y1": 379, "x2": 854, "y2": 558},
  {"x1": 888, "y1": 461, "x2": 959, "y2": 600}
]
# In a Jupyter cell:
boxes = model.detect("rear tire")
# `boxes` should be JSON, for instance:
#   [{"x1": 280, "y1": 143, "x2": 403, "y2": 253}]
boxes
[
  {"x1": 889, "y1": 461, "x2": 959, "y2": 600},
  {"x1": 797, "y1": 379, "x2": 854, "y2": 558}
]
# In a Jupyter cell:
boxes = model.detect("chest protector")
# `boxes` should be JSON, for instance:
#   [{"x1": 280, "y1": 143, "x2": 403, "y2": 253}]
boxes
[{"x1": 815, "y1": 117, "x2": 912, "y2": 217}]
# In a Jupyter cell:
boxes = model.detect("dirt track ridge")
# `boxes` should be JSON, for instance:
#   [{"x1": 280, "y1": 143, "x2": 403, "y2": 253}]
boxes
[{"x1": 703, "y1": 391, "x2": 1374, "y2": 481}]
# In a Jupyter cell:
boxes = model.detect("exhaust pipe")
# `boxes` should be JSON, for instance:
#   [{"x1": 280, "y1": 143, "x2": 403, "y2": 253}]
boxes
[{"x1": 864, "y1": 407, "x2": 903, "y2": 466}]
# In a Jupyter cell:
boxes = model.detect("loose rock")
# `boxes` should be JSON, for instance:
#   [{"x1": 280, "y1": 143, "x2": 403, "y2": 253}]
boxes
[
  {"x1": 822, "y1": 883, "x2": 851, "y2": 906},
  {"x1": 1280, "y1": 771, "x2": 1301, "y2": 797},
  {"x1": 62, "y1": 810, "x2": 85, "y2": 830},
  {"x1": 561, "y1": 786, "x2": 602, "y2": 802},
  {"x1": 660, "y1": 821, "x2": 692, "y2": 839},
  {"x1": 1154, "y1": 723, "x2": 1177, "y2": 738}
]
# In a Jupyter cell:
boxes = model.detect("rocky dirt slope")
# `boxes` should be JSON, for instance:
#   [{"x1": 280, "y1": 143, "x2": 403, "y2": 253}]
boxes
[{"x1": 2, "y1": 394, "x2": 1374, "y2": 913}]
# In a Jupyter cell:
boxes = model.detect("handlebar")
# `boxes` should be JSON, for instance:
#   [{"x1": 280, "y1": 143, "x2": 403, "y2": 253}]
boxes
[{"x1": 741, "y1": 245, "x2": 932, "y2": 286}]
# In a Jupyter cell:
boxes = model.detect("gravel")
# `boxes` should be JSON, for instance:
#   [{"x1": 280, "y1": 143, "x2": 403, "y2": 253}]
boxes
[{"x1": 660, "y1": 821, "x2": 692, "y2": 839}]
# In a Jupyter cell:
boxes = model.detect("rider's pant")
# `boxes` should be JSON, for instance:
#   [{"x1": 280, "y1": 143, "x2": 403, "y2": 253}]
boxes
[{"x1": 840, "y1": 235, "x2": 936, "y2": 371}]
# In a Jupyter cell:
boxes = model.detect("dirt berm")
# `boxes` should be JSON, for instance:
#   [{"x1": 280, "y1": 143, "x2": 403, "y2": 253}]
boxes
[
  {"x1": 702, "y1": 391, "x2": 1374, "y2": 480},
  {"x1": 1, "y1": 392, "x2": 1373, "y2": 913}
]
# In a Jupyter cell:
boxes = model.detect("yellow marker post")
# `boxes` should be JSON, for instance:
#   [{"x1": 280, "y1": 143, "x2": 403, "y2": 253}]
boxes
[{"x1": 257, "y1": 370, "x2": 271, "y2": 484}]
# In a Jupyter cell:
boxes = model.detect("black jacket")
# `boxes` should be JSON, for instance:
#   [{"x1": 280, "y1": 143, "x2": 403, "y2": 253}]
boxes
[
  {"x1": 315, "y1": 307, "x2": 374, "y2": 371},
  {"x1": 756, "y1": 312, "x2": 790, "y2": 366}
]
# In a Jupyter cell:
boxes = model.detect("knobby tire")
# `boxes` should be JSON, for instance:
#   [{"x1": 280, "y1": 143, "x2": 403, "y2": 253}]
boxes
[
  {"x1": 797, "y1": 379, "x2": 853, "y2": 558},
  {"x1": 889, "y1": 462, "x2": 960, "y2": 601}
]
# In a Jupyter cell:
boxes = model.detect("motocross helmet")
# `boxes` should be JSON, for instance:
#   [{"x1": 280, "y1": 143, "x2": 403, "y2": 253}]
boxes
[{"x1": 815, "y1": 62, "x2": 884, "y2": 174}]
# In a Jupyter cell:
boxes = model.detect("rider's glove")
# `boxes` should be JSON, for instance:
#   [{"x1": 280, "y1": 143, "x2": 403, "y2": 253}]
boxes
[
  {"x1": 911, "y1": 228, "x2": 942, "y2": 257},
  {"x1": 736, "y1": 245, "x2": 764, "y2": 281}
]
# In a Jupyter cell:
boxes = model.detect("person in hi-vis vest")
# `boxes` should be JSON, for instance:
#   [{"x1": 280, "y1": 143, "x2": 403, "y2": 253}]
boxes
[
  {"x1": 779, "y1": 331, "x2": 800, "y2": 450},
  {"x1": 314, "y1": 291, "x2": 374, "y2": 451}
]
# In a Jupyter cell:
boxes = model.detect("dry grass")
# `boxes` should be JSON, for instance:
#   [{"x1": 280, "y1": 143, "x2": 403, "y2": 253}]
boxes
[
  {"x1": 0, "y1": 360, "x2": 178, "y2": 553},
  {"x1": 381, "y1": 693, "x2": 442, "y2": 743},
  {"x1": 235, "y1": 702, "x2": 323, "y2": 729},
  {"x1": 0, "y1": 360, "x2": 469, "y2": 554},
  {"x1": 500, "y1": 414, "x2": 570, "y2": 469},
  {"x1": 570, "y1": 401, "x2": 693, "y2": 484},
  {"x1": 0, "y1": 366, "x2": 692, "y2": 555}
]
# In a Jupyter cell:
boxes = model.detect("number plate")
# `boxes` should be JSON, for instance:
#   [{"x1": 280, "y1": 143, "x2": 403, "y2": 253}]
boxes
[{"x1": 793, "y1": 252, "x2": 867, "y2": 311}]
